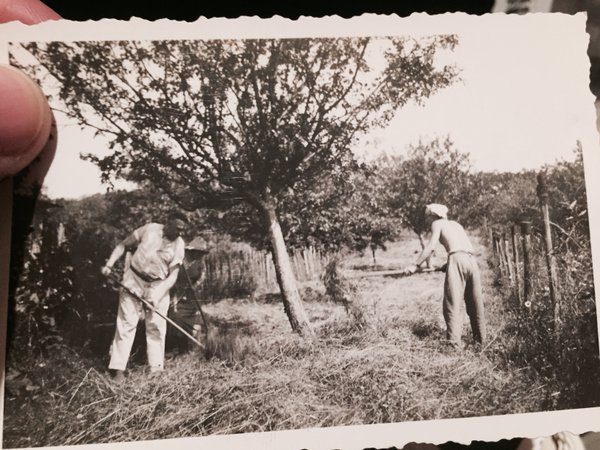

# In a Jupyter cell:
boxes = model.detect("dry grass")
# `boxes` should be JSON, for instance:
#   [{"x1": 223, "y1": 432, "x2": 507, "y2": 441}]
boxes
[
  {"x1": 2, "y1": 235, "x2": 584, "y2": 448},
  {"x1": 322, "y1": 258, "x2": 372, "y2": 328}
]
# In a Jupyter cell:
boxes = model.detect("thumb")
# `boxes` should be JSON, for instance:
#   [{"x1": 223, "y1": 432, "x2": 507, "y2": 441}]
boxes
[{"x1": 0, "y1": 65, "x2": 54, "y2": 180}]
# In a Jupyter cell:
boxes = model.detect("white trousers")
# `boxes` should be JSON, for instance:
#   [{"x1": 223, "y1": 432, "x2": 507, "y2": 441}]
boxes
[{"x1": 108, "y1": 269, "x2": 170, "y2": 371}]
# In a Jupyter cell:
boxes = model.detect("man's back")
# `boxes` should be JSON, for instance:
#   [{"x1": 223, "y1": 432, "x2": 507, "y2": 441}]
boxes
[{"x1": 437, "y1": 219, "x2": 474, "y2": 254}]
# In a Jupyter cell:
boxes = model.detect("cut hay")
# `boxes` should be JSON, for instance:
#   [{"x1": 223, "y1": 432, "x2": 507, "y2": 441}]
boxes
[
  {"x1": 4, "y1": 237, "x2": 590, "y2": 448},
  {"x1": 322, "y1": 258, "x2": 371, "y2": 328}
]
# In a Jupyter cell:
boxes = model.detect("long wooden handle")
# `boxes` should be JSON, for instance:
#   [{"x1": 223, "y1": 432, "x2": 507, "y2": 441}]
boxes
[
  {"x1": 181, "y1": 264, "x2": 210, "y2": 337},
  {"x1": 352, "y1": 267, "x2": 442, "y2": 278},
  {"x1": 106, "y1": 273, "x2": 204, "y2": 348}
]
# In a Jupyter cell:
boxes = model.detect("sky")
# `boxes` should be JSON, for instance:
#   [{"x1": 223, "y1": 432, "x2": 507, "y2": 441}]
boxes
[{"x1": 26, "y1": 15, "x2": 598, "y2": 199}]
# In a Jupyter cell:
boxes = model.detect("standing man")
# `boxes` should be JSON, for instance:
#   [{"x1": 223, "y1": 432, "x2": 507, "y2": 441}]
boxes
[
  {"x1": 101, "y1": 212, "x2": 187, "y2": 381},
  {"x1": 168, "y1": 237, "x2": 210, "y2": 353},
  {"x1": 407, "y1": 204, "x2": 485, "y2": 347}
]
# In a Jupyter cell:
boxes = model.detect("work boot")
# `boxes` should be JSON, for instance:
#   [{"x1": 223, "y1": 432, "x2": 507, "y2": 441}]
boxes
[{"x1": 110, "y1": 369, "x2": 126, "y2": 383}]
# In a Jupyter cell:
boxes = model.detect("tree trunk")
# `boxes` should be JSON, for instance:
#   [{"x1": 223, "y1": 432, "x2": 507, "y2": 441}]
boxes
[{"x1": 261, "y1": 202, "x2": 313, "y2": 337}]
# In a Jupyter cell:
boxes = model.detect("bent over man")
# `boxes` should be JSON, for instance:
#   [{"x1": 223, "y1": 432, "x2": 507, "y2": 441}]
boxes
[
  {"x1": 101, "y1": 213, "x2": 187, "y2": 380},
  {"x1": 408, "y1": 204, "x2": 485, "y2": 346}
]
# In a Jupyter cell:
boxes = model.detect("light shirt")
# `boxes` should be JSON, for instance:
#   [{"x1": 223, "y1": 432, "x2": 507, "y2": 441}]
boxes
[{"x1": 129, "y1": 223, "x2": 185, "y2": 280}]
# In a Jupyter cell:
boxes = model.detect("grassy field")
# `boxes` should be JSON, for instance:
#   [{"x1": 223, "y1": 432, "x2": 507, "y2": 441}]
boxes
[{"x1": 2, "y1": 235, "x2": 578, "y2": 447}]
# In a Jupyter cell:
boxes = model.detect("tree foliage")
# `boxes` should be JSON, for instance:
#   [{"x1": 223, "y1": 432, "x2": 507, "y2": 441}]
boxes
[
  {"x1": 15, "y1": 37, "x2": 459, "y2": 211},
  {"x1": 14, "y1": 36, "x2": 459, "y2": 334},
  {"x1": 380, "y1": 136, "x2": 476, "y2": 242},
  {"x1": 214, "y1": 162, "x2": 400, "y2": 262},
  {"x1": 276, "y1": 162, "x2": 400, "y2": 255}
]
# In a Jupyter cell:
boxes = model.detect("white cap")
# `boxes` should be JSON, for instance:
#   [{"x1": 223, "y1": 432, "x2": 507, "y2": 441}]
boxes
[{"x1": 425, "y1": 203, "x2": 448, "y2": 219}]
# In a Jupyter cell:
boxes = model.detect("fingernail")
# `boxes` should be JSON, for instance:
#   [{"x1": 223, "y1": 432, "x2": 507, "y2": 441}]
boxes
[
  {"x1": 0, "y1": 65, "x2": 52, "y2": 179},
  {"x1": 13, "y1": 113, "x2": 57, "y2": 195}
]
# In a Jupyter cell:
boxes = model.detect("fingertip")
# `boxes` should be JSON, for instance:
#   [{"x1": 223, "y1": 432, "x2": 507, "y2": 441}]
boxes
[
  {"x1": 0, "y1": 0, "x2": 61, "y2": 25},
  {"x1": 0, "y1": 65, "x2": 53, "y2": 180},
  {"x1": 13, "y1": 114, "x2": 57, "y2": 193}
]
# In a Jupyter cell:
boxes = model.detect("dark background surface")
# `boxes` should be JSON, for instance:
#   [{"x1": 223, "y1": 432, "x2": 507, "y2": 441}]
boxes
[{"x1": 41, "y1": 1, "x2": 497, "y2": 21}]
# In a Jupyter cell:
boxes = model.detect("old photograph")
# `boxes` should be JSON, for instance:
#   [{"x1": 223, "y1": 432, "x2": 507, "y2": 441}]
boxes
[{"x1": 2, "y1": 13, "x2": 600, "y2": 450}]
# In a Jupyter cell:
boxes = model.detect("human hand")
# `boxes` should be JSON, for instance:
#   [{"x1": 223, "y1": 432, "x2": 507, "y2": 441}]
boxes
[
  {"x1": 101, "y1": 265, "x2": 113, "y2": 277},
  {"x1": 0, "y1": 0, "x2": 60, "y2": 181},
  {"x1": 147, "y1": 290, "x2": 166, "y2": 308},
  {"x1": 550, "y1": 432, "x2": 585, "y2": 450},
  {"x1": 516, "y1": 432, "x2": 585, "y2": 450},
  {"x1": 404, "y1": 264, "x2": 418, "y2": 275}
]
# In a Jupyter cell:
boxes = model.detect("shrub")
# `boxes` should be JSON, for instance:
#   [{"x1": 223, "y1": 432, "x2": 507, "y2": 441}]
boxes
[{"x1": 486, "y1": 160, "x2": 599, "y2": 407}]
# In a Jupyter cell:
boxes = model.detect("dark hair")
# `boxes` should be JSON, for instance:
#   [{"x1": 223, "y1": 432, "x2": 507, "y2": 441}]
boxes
[{"x1": 168, "y1": 211, "x2": 188, "y2": 223}]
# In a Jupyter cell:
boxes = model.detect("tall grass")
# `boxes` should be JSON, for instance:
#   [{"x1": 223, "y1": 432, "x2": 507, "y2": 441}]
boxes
[
  {"x1": 485, "y1": 230, "x2": 600, "y2": 408},
  {"x1": 4, "y1": 300, "x2": 549, "y2": 448},
  {"x1": 5, "y1": 236, "x2": 595, "y2": 448}
]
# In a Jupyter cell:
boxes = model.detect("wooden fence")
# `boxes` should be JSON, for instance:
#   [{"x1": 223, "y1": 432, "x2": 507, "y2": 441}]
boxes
[
  {"x1": 484, "y1": 172, "x2": 562, "y2": 332},
  {"x1": 197, "y1": 245, "x2": 328, "y2": 298}
]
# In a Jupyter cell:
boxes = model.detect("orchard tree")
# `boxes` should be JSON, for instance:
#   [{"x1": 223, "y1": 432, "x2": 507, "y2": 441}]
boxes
[
  {"x1": 333, "y1": 167, "x2": 399, "y2": 264},
  {"x1": 203, "y1": 159, "x2": 399, "y2": 263},
  {"x1": 472, "y1": 170, "x2": 538, "y2": 227},
  {"x1": 281, "y1": 163, "x2": 399, "y2": 262},
  {"x1": 543, "y1": 142, "x2": 590, "y2": 241},
  {"x1": 14, "y1": 36, "x2": 459, "y2": 336},
  {"x1": 382, "y1": 137, "x2": 475, "y2": 247}
]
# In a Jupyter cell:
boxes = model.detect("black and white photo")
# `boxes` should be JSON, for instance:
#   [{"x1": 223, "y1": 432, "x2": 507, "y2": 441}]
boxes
[{"x1": 2, "y1": 13, "x2": 600, "y2": 450}]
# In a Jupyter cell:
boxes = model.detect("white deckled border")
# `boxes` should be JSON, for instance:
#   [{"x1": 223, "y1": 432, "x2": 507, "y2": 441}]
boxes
[{"x1": 0, "y1": 12, "x2": 599, "y2": 450}]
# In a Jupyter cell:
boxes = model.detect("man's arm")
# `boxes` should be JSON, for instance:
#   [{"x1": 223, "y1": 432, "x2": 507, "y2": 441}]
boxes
[
  {"x1": 101, "y1": 233, "x2": 139, "y2": 276},
  {"x1": 415, "y1": 220, "x2": 442, "y2": 267},
  {"x1": 149, "y1": 267, "x2": 180, "y2": 306}
]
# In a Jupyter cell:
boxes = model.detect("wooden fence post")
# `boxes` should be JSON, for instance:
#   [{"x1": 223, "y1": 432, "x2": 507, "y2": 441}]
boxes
[
  {"x1": 303, "y1": 248, "x2": 311, "y2": 279},
  {"x1": 499, "y1": 233, "x2": 509, "y2": 279},
  {"x1": 264, "y1": 252, "x2": 271, "y2": 287},
  {"x1": 227, "y1": 254, "x2": 233, "y2": 285},
  {"x1": 511, "y1": 224, "x2": 521, "y2": 304},
  {"x1": 537, "y1": 172, "x2": 561, "y2": 331},
  {"x1": 503, "y1": 232, "x2": 515, "y2": 285},
  {"x1": 493, "y1": 231, "x2": 506, "y2": 277},
  {"x1": 520, "y1": 221, "x2": 534, "y2": 307},
  {"x1": 293, "y1": 250, "x2": 302, "y2": 281},
  {"x1": 483, "y1": 217, "x2": 492, "y2": 243}
]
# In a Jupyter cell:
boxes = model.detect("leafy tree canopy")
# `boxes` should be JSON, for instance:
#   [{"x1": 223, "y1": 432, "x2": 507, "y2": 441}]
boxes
[
  {"x1": 380, "y1": 136, "x2": 476, "y2": 240},
  {"x1": 16, "y1": 36, "x2": 459, "y2": 213}
]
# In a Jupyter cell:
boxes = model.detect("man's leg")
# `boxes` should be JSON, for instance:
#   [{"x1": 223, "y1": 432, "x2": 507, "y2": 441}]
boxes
[
  {"x1": 443, "y1": 256, "x2": 466, "y2": 344},
  {"x1": 108, "y1": 289, "x2": 142, "y2": 371},
  {"x1": 145, "y1": 292, "x2": 170, "y2": 371},
  {"x1": 465, "y1": 262, "x2": 486, "y2": 344}
]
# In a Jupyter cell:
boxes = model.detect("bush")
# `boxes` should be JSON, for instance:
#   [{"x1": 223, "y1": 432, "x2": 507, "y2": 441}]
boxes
[
  {"x1": 484, "y1": 147, "x2": 600, "y2": 408},
  {"x1": 498, "y1": 238, "x2": 600, "y2": 408},
  {"x1": 8, "y1": 190, "x2": 263, "y2": 366}
]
